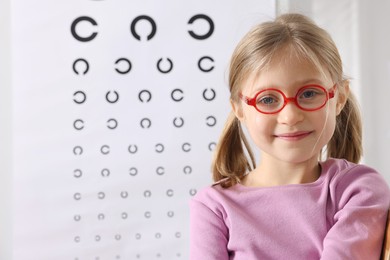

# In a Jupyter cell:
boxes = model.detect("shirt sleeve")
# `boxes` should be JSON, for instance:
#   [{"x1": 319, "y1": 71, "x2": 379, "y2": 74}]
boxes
[
  {"x1": 189, "y1": 196, "x2": 230, "y2": 260},
  {"x1": 321, "y1": 165, "x2": 390, "y2": 260}
]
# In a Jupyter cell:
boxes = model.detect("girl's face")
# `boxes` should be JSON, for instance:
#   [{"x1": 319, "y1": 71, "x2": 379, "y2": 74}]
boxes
[{"x1": 233, "y1": 49, "x2": 347, "y2": 164}]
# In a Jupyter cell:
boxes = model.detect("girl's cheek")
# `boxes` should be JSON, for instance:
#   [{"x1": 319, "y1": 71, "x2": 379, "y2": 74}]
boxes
[{"x1": 252, "y1": 115, "x2": 272, "y2": 136}]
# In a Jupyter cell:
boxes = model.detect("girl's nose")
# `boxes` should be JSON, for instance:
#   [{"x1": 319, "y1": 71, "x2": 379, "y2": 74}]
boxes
[{"x1": 277, "y1": 102, "x2": 304, "y2": 126}]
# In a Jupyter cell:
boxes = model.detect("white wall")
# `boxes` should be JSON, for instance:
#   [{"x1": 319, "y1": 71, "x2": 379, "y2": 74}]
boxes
[
  {"x1": 357, "y1": 0, "x2": 390, "y2": 182},
  {"x1": 0, "y1": 0, "x2": 13, "y2": 259}
]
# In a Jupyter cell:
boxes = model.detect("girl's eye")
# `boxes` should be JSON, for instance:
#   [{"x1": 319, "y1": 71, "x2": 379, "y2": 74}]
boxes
[
  {"x1": 257, "y1": 95, "x2": 279, "y2": 105},
  {"x1": 299, "y1": 89, "x2": 322, "y2": 99},
  {"x1": 259, "y1": 97, "x2": 275, "y2": 104},
  {"x1": 255, "y1": 90, "x2": 282, "y2": 108}
]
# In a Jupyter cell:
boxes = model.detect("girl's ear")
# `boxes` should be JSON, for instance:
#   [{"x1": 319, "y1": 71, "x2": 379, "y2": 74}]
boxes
[
  {"x1": 336, "y1": 81, "x2": 350, "y2": 115},
  {"x1": 231, "y1": 99, "x2": 245, "y2": 121}
]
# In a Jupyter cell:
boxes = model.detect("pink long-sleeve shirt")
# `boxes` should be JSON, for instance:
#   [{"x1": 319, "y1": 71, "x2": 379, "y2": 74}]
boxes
[{"x1": 190, "y1": 159, "x2": 390, "y2": 259}]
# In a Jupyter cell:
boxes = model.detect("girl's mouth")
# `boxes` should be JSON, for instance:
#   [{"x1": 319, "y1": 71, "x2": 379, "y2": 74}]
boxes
[{"x1": 274, "y1": 131, "x2": 313, "y2": 141}]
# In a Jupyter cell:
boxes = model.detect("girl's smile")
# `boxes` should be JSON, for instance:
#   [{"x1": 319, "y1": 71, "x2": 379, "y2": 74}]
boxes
[{"x1": 273, "y1": 130, "x2": 314, "y2": 141}]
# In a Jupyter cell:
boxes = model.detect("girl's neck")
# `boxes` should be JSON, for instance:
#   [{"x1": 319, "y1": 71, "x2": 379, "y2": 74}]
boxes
[{"x1": 242, "y1": 155, "x2": 321, "y2": 188}]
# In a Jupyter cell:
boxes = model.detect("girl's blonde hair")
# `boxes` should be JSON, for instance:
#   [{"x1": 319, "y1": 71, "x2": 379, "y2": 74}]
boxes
[{"x1": 212, "y1": 13, "x2": 362, "y2": 188}]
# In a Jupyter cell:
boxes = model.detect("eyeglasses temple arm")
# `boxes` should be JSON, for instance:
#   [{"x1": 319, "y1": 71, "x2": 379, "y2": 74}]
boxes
[
  {"x1": 239, "y1": 93, "x2": 251, "y2": 104},
  {"x1": 329, "y1": 84, "x2": 337, "y2": 99}
]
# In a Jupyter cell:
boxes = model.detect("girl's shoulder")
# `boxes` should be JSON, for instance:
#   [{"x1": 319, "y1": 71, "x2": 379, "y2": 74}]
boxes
[
  {"x1": 322, "y1": 158, "x2": 383, "y2": 183},
  {"x1": 323, "y1": 158, "x2": 390, "y2": 204},
  {"x1": 190, "y1": 182, "x2": 235, "y2": 219},
  {"x1": 192, "y1": 182, "x2": 230, "y2": 204},
  {"x1": 190, "y1": 179, "x2": 248, "y2": 212}
]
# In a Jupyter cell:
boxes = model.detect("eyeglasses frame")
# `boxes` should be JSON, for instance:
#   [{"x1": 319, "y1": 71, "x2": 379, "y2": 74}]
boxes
[{"x1": 239, "y1": 84, "x2": 337, "y2": 114}]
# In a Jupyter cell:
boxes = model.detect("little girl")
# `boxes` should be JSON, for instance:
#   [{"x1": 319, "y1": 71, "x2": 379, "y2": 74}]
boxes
[{"x1": 190, "y1": 13, "x2": 390, "y2": 259}]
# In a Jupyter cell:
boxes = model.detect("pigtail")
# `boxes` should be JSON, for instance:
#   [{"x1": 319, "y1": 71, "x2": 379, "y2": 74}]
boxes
[
  {"x1": 212, "y1": 111, "x2": 256, "y2": 188},
  {"x1": 327, "y1": 91, "x2": 362, "y2": 163}
]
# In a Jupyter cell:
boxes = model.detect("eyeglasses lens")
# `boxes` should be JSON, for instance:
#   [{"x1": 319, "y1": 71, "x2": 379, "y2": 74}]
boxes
[
  {"x1": 296, "y1": 87, "x2": 327, "y2": 110},
  {"x1": 255, "y1": 90, "x2": 283, "y2": 113}
]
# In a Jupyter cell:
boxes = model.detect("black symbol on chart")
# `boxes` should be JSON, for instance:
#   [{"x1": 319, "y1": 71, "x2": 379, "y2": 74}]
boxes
[
  {"x1": 74, "y1": 169, "x2": 83, "y2": 178},
  {"x1": 183, "y1": 166, "x2": 192, "y2": 175},
  {"x1": 120, "y1": 191, "x2": 128, "y2": 199},
  {"x1": 130, "y1": 15, "x2": 157, "y2": 41},
  {"x1": 156, "y1": 166, "x2": 165, "y2": 176},
  {"x1": 115, "y1": 58, "x2": 132, "y2": 74},
  {"x1": 203, "y1": 88, "x2": 216, "y2": 101},
  {"x1": 71, "y1": 16, "x2": 98, "y2": 42},
  {"x1": 208, "y1": 142, "x2": 216, "y2": 151},
  {"x1": 198, "y1": 56, "x2": 215, "y2": 72},
  {"x1": 73, "y1": 146, "x2": 83, "y2": 155},
  {"x1": 101, "y1": 168, "x2": 110, "y2": 177},
  {"x1": 182, "y1": 143, "x2": 191, "y2": 152},
  {"x1": 188, "y1": 14, "x2": 214, "y2": 40},
  {"x1": 155, "y1": 143, "x2": 164, "y2": 153},
  {"x1": 206, "y1": 116, "x2": 217, "y2": 127},
  {"x1": 140, "y1": 118, "x2": 151, "y2": 128},
  {"x1": 101, "y1": 145, "x2": 110, "y2": 155},
  {"x1": 106, "y1": 91, "x2": 119, "y2": 103},
  {"x1": 171, "y1": 89, "x2": 184, "y2": 102},
  {"x1": 74, "y1": 193, "x2": 81, "y2": 200},
  {"x1": 128, "y1": 145, "x2": 138, "y2": 154},
  {"x1": 73, "y1": 91, "x2": 86, "y2": 104},
  {"x1": 173, "y1": 117, "x2": 184, "y2": 128},
  {"x1": 144, "y1": 211, "x2": 152, "y2": 219},
  {"x1": 73, "y1": 59, "x2": 89, "y2": 75},
  {"x1": 73, "y1": 119, "x2": 84, "y2": 130},
  {"x1": 98, "y1": 192, "x2": 105, "y2": 200},
  {"x1": 107, "y1": 118, "x2": 118, "y2": 129},
  {"x1": 138, "y1": 90, "x2": 152, "y2": 103},
  {"x1": 129, "y1": 167, "x2": 138, "y2": 176},
  {"x1": 157, "y1": 58, "x2": 173, "y2": 73},
  {"x1": 143, "y1": 190, "x2": 151, "y2": 198},
  {"x1": 166, "y1": 189, "x2": 174, "y2": 197}
]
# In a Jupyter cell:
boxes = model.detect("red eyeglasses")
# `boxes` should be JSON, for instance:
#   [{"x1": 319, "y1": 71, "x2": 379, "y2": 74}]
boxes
[{"x1": 240, "y1": 84, "x2": 336, "y2": 114}]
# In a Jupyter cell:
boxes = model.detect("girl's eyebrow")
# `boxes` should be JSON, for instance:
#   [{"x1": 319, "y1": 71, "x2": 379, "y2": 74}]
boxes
[
  {"x1": 252, "y1": 79, "x2": 326, "y2": 93},
  {"x1": 298, "y1": 78, "x2": 326, "y2": 86}
]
